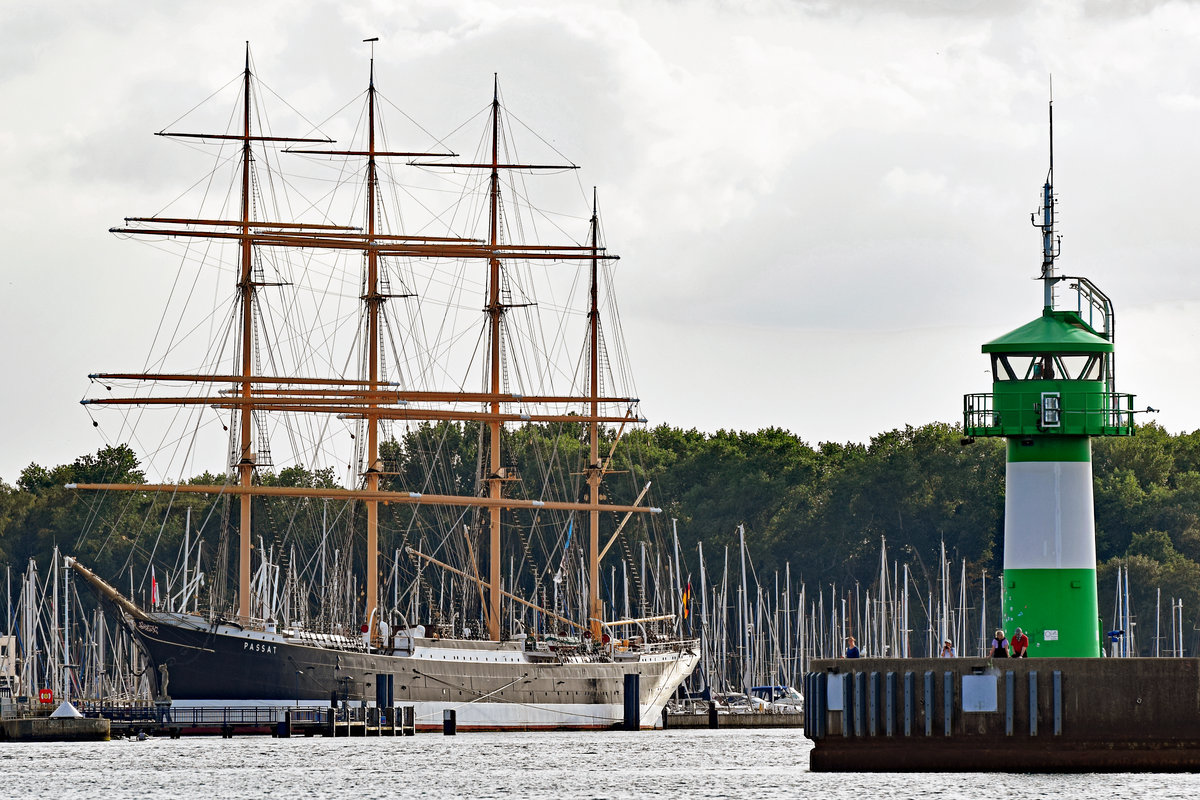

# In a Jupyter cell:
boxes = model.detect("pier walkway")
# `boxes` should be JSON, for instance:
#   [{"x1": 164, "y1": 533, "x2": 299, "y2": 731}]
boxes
[{"x1": 75, "y1": 703, "x2": 417, "y2": 738}]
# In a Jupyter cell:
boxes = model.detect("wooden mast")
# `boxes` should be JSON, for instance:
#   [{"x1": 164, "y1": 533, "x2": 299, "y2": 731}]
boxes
[
  {"x1": 236, "y1": 43, "x2": 254, "y2": 623},
  {"x1": 102, "y1": 45, "x2": 333, "y2": 625},
  {"x1": 276, "y1": 38, "x2": 455, "y2": 640},
  {"x1": 486, "y1": 75, "x2": 503, "y2": 641},
  {"x1": 587, "y1": 189, "x2": 603, "y2": 641},
  {"x1": 364, "y1": 42, "x2": 382, "y2": 641}
]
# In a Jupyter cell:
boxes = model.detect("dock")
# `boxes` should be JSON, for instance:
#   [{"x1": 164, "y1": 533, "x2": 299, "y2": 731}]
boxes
[
  {"x1": 75, "y1": 704, "x2": 417, "y2": 738},
  {"x1": 664, "y1": 706, "x2": 804, "y2": 730}
]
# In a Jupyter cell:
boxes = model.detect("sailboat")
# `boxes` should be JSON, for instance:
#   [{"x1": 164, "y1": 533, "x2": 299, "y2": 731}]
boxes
[{"x1": 67, "y1": 43, "x2": 698, "y2": 730}]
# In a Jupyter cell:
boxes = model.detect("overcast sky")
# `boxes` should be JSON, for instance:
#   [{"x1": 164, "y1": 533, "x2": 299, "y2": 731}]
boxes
[{"x1": 2, "y1": 0, "x2": 1200, "y2": 484}]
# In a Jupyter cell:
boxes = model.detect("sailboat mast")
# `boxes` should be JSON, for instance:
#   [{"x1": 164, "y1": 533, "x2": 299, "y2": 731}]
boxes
[
  {"x1": 487, "y1": 75, "x2": 503, "y2": 641},
  {"x1": 364, "y1": 45, "x2": 382, "y2": 639},
  {"x1": 587, "y1": 189, "x2": 602, "y2": 640},
  {"x1": 237, "y1": 43, "x2": 255, "y2": 623}
]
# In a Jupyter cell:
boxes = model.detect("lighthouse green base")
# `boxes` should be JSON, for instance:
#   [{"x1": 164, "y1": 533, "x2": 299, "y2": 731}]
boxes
[
  {"x1": 1003, "y1": 567, "x2": 1100, "y2": 657},
  {"x1": 1002, "y1": 436, "x2": 1100, "y2": 657}
]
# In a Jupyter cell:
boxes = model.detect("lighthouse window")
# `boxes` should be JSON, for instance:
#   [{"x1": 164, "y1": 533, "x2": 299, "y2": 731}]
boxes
[
  {"x1": 991, "y1": 354, "x2": 1033, "y2": 381},
  {"x1": 1057, "y1": 354, "x2": 1104, "y2": 381},
  {"x1": 1029, "y1": 356, "x2": 1055, "y2": 380},
  {"x1": 991, "y1": 353, "x2": 1105, "y2": 382}
]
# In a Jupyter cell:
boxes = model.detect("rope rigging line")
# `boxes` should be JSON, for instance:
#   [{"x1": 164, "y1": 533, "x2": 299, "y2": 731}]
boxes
[{"x1": 155, "y1": 71, "x2": 243, "y2": 136}]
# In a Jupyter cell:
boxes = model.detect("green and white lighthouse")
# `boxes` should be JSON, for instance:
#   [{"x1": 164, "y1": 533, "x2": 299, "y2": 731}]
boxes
[{"x1": 964, "y1": 103, "x2": 1137, "y2": 657}]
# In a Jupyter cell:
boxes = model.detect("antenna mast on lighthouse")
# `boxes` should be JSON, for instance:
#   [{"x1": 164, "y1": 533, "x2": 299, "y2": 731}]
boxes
[{"x1": 1035, "y1": 80, "x2": 1061, "y2": 311}]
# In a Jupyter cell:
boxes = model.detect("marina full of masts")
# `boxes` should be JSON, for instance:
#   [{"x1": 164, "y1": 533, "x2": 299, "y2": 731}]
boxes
[{"x1": 1, "y1": 532, "x2": 1189, "y2": 714}]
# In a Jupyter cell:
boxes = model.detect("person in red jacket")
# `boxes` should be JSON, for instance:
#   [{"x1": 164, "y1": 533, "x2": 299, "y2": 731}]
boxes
[{"x1": 1011, "y1": 627, "x2": 1030, "y2": 658}]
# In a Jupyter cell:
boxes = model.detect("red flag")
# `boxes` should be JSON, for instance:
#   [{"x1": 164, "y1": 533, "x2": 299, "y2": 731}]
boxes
[
  {"x1": 682, "y1": 581, "x2": 691, "y2": 620},
  {"x1": 151, "y1": 566, "x2": 159, "y2": 607}
]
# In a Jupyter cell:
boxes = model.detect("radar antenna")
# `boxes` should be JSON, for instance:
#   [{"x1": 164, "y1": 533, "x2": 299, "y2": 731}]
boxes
[{"x1": 1032, "y1": 78, "x2": 1062, "y2": 310}]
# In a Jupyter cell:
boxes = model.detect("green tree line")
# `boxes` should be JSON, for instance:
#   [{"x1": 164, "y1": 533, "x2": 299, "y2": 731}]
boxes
[{"x1": 1, "y1": 421, "x2": 1198, "y2": 650}]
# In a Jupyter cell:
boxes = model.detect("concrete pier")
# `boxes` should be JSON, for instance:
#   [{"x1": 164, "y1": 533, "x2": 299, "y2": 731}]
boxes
[
  {"x1": 1, "y1": 716, "x2": 110, "y2": 742},
  {"x1": 805, "y1": 657, "x2": 1200, "y2": 772}
]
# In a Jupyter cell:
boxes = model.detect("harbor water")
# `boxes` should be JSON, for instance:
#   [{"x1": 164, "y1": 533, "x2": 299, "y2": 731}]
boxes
[{"x1": 3, "y1": 729, "x2": 1200, "y2": 798}]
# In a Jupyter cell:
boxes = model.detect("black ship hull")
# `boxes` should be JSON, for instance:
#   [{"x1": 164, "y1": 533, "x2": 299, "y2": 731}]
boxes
[{"x1": 134, "y1": 614, "x2": 698, "y2": 731}]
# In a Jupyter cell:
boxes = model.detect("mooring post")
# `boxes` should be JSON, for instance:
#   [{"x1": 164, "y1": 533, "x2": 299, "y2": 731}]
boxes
[
  {"x1": 623, "y1": 673, "x2": 640, "y2": 731},
  {"x1": 403, "y1": 705, "x2": 415, "y2": 735},
  {"x1": 443, "y1": 708, "x2": 456, "y2": 735}
]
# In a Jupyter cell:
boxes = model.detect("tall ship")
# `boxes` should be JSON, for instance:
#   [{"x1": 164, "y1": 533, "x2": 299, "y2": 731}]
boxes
[{"x1": 68, "y1": 43, "x2": 699, "y2": 730}]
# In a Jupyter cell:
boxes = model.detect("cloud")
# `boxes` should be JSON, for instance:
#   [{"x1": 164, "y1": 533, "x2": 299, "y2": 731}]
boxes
[{"x1": 5, "y1": 0, "x2": 1200, "y2": 482}]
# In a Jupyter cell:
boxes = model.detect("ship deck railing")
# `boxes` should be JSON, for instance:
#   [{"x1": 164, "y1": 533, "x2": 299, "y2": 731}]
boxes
[
  {"x1": 153, "y1": 611, "x2": 373, "y2": 652},
  {"x1": 640, "y1": 638, "x2": 700, "y2": 654}
]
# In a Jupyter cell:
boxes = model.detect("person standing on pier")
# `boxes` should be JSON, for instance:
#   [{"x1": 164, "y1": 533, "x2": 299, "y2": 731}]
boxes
[
  {"x1": 940, "y1": 639, "x2": 956, "y2": 657},
  {"x1": 1011, "y1": 628, "x2": 1029, "y2": 658},
  {"x1": 991, "y1": 629, "x2": 1010, "y2": 658},
  {"x1": 845, "y1": 637, "x2": 861, "y2": 658}
]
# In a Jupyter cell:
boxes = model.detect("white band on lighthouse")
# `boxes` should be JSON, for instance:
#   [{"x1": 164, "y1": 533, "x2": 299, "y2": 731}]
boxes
[{"x1": 1003, "y1": 460, "x2": 1097, "y2": 570}]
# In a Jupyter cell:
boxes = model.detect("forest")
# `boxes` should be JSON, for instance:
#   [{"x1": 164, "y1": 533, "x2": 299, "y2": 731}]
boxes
[{"x1": 1, "y1": 419, "x2": 1198, "y2": 654}]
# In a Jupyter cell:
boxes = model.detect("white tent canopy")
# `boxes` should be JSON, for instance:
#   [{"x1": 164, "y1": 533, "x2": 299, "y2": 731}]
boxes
[{"x1": 49, "y1": 701, "x2": 84, "y2": 719}]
